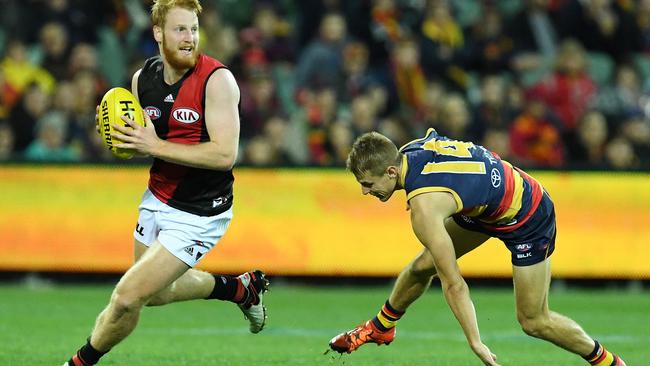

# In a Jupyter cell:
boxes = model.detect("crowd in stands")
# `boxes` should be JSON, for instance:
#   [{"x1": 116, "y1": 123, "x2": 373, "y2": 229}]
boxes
[{"x1": 1, "y1": 0, "x2": 649, "y2": 170}]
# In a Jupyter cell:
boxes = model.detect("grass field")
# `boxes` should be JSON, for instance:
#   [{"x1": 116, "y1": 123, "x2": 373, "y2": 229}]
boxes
[{"x1": 0, "y1": 283, "x2": 647, "y2": 365}]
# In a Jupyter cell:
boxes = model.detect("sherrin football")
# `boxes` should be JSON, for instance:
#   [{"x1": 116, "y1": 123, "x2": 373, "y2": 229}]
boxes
[{"x1": 99, "y1": 87, "x2": 146, "y2": 159}]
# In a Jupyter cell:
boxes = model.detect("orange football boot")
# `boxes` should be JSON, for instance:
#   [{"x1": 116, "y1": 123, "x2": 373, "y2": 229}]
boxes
[{"x1": 329, "y1": 320, "x2": 396, "y2": 353}]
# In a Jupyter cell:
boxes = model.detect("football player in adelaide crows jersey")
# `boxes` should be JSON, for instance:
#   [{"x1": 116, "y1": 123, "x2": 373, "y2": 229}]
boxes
[
  {"x1": 65, "y1": 2, "x2": 268, "y2": 365},
  {"x1": 329, "y1": 130, "x2": 626, "y2": 366}
]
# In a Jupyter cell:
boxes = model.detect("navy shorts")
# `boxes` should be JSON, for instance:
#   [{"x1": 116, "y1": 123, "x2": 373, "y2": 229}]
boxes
[{"x1": 453, "y1": 192, "x2": 556, "y2": 266}]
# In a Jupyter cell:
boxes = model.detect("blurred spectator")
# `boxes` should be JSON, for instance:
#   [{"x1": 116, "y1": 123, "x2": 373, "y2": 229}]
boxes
[
  {"x1": 242, "y1": 115, "x2": 293, "y2": 166},
  {"x1": 346, "y1": 0, "x2": 396, "y2": 68},
  {"x1": 237, "y1": 27, "x2": 269, "y2": 79},
  {"x1": 420, "y1": 79, "x2": 446, "y2": 134},
  {"x1": 240, "y1": 71, "x2": 282, "y2": 141},
  {"x1": 366, "y1": 83, "x2": 391, "y2": 118},
  {"x1": 0, "y1": 120, "x2": 15, "y2": 160},
  {"x1": 0, "y1": 2, "x2": 29, "y2": 43},
  {"x1": 200, "y1": 5, "x2": 240, "y2": 64},
  {"x1": 526, "y1": 39, "x2": 597, "y2": 136},
  {"x1": 295, "y1": 0, "x2": 344, "y2": 51},
  {"x1": 68, "y1": 43, "x2": 101, "y2": 78},
  {"x1": 569, "y1": 110, "x2": 609, "y2": 168},
  {"x1": 463, "y1": 4, "x2": 514, "y2": 75},
  {"x1": 249, "y1": 5, "x2": 295, "y2": 63},
  {"x1": 84, "y1": 123, "x2": 114, "y2": 162},
  {"x1": 72, "y1": 70, "x2": 102, "y2": 121},
  {"x1": 0, "y1": 1, "x2": 646, "y2": 171},
  {"x1": 605, "y1": 136, "x2": 638, "y2": 169},
  {"x1": 262, "y1": 115, "x2": 294, "y2": 165},
  {"x1": 619, "y1": 113, "x2": 650, "y2": 163},
  {"x1": 592, "y1": 62, "x2": 647, "y2": 122},
  {"x1": 349, "y1": 93, "x2": 379, "y2": 137},
  {"x1": 482, "y1": 129, "x2": 511, "y2": 161},
  {"x1": 636, "y1": 0, "x2": 650, "y2": 53},
  {"x1": 419, "y1": 0, "x2": 466, "y2": 88},
  {"x1": 370, "y1": 0, "x2": 407, "y2": 46},
  {"x1": 293, "y1": 86, "x2": 341, "y2": 165},
  {"x1": 325, "y1": 119, "x2": 354, "y2": 166},
  {"x1": 0, "y1": 40, "x2": 56, "y2": 96},
  {"x1": 389, "y1": 37, "x2": 427, "y2": 118},
  {"x1": 506, "y1": 82, "x2": 526, "y2": 113},
  {"x1": 0, "y1": 68, "x2": 20, "y2": 119},
  {"x1": 436, "y1": 93, "x2": 472, "y2": 140},
  {"x1": 50, "y1": 80, "x2": 95, "y2": 160},
  {"x1": 24, "y1": 111, "x2": 81, "y2": 162},
  {"x1": 294, "y1": 13, "x2": 349, "y2": 93},
  {"x1": 509, "y1": 98, "x2": 565, "y2": 168},
  {"x1": 377, "y1": 115, "x2": 410, "y2": 148},
  {"x1": 243, "y1": 135, "x2": 275, "y2": 166},
  {"x1": 38, "y1": 21, "x2": 70, "y2": 80},
  {"x1": 471, "y1": 74, "x2": 519, "y2": 144},
  {"x1": 557, "y1": 0, "x2": 638, "y2": 61},
  {"x1": 340, "y1": 42, "x2": 377, "y2": 101},
  {"x1": 8, "y1": 82, "x2": 51, "y2": 152},
  {"x1": 210, "y1": 0, "x2": 255, "y2": 30},
  {"x1": 31, "y1": 0, "x2": 99, "y2": 45},
  {"x1": 507, "y1": 0, "x2": 561, "y2": 76}
]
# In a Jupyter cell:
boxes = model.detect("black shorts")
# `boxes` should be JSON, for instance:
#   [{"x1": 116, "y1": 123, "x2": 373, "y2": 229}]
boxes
[{"x1": 453, "y1": 192, "x2": 556, "y2": 266}]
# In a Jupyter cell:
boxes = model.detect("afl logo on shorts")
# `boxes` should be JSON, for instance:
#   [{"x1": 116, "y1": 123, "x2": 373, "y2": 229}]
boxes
[
  {"x1": 515, "y1": 243, "x2": 532, "y2": 252},
  {"x1": 490, "y1": 168, "x2": 501, "y2": 188},
  {"x1": 144, "y1": 106, "x2": 161, "y2": 120},
  {"x1": 172, "y1": 107, "x2": 200, "y2": 123}
]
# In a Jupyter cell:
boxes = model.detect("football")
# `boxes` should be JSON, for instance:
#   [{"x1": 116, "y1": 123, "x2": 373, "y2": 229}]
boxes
[{"x1": 98, "y1": 87, "x2": 145, "y2": 159}]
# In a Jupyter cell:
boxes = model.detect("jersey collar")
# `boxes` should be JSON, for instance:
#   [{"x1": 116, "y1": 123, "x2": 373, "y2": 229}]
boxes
[{"x1": 398, "y1": 154, "x2": 408, "y2": 189}]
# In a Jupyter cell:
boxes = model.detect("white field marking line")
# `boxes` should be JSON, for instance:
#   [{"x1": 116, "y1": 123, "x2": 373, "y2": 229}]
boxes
[{"x1": 138, "y1": 326, "x2": 648, "y2": 343}]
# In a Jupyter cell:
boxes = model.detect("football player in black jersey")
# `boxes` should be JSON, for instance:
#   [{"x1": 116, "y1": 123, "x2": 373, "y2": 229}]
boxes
[{"x1": 65, "y1": 1, "x2": 268, "y2": 365}]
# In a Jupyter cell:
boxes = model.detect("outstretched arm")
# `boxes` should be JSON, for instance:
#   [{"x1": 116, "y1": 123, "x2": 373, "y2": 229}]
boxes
[{"x1": 409, "y1": 192, "x2": 499, "y2": 366}]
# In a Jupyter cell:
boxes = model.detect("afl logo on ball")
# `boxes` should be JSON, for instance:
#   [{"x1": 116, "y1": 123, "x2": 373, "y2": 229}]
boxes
[
  {"x1": 172, "y1": 107, "x2": 200, "y2": 123},
  {"x1": 144, "y1": 106, "x2": 161, "y2": 120}
]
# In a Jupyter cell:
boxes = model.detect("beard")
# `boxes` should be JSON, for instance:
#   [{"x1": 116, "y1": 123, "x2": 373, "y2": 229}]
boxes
[{"x1": 161, "y1": 34, "x2": 199, "y2": 70}]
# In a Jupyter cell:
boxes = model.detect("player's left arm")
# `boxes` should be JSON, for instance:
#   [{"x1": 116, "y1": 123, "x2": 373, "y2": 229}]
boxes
[
  {"x1": 114, "y1": 68, "x2": 240, "y2": 170},
  {"x1": 409, "y1": 192, "x2": 498, "y2": 365}
]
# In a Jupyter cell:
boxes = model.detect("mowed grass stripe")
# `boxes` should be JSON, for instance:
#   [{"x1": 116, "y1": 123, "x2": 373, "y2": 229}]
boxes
[
  {"x1": 0, "y1": 284, "x2": 647, "y2": 365},
  {"x1": 138, "y1": 325, "x2": 650, "y2": 343}
]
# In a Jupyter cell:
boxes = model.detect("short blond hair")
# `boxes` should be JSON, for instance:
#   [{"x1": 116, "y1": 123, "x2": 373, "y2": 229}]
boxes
[
  {"x1": 347, "y1": 132, "x2": 401, "y2": 178},
  {"x1": 151, "y1": 0, "x2": 202, "y2": 27}
]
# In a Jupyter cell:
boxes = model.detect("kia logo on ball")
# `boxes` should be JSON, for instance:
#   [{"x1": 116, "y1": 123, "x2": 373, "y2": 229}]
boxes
[
  {"x1": 172, "y1": 107, "x2": 200, "y2": 123},
  {"x1": 145, "y1": 106, "x2": 161, "y2": 120}
]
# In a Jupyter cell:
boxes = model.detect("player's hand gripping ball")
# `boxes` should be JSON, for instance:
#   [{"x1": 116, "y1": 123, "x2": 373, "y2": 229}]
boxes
[{"x1": 98, "y1": 87, "x2": 146, "y2": 159}]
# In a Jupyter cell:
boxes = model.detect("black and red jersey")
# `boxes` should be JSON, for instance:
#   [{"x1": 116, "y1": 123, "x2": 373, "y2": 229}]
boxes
[{"x1": 137, "y1": 54, "x2": 234, "y2": 216}]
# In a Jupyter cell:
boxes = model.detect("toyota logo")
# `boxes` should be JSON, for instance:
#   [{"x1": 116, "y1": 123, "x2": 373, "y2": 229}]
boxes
[{"x1": 490, "y1": 168, "x2": 501, "y2": 188}]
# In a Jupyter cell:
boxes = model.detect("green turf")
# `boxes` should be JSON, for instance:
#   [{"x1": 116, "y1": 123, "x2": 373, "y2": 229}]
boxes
[{"x1": 0, "y1": 283, "x2": 647, "y2": 365}]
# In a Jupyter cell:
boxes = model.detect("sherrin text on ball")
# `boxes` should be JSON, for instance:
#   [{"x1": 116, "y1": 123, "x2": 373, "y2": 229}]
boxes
[{"x1": 99, "y1": 87, "x2": 146, "y2": 159}]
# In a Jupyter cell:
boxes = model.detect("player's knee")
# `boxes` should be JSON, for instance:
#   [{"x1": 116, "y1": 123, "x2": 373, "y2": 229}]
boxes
[
  {"x1": 110, "y1": 290, "x2": 147, "y2": 314},
  {"x1": 408, "y1": 265, "x2": 435, "y2": 279},
  {"x1": 408, "y1": 256, "x2": 436, "y2": 279},
  {"x1": 517, "y1": 313, "x2": 550, "y2": 338},
  {"x1": 145, "y1": 292, "x2": 170, "y2": 307}
]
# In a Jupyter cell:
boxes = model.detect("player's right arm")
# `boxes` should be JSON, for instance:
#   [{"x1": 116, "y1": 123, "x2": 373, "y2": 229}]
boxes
[{"x1": 409, "y1": 191, "x2": 500, "y2": 366}]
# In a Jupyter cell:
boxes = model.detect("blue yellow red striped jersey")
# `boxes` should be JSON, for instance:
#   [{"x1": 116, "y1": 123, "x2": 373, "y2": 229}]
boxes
[{"x1": 399, "y1": 129, "x2": 543, "y2": 233}]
